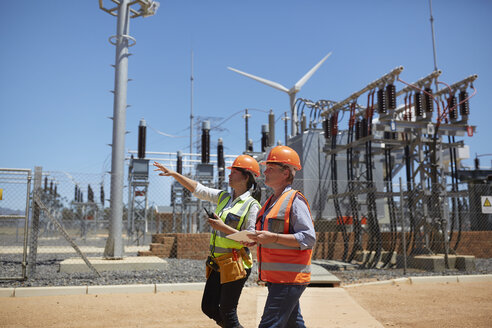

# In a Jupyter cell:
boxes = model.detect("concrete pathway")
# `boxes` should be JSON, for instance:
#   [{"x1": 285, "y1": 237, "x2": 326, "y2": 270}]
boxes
[
  {"x1": 310, "y1": 263, "x2": 341, "y2": 286},
  {"x1": 256, "y1": 287, "x2": 384, "y2": 328}
]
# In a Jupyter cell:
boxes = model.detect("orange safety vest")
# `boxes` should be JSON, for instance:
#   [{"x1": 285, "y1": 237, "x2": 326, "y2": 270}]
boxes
[{"x1": 256, "y1": 189, "x2": 313, "y2": 284}]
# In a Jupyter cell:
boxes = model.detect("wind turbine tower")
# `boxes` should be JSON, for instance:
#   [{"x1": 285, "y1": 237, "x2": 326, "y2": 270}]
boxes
[{"x1": 228, "y1": 52, "x2": 331, "y2": 137}]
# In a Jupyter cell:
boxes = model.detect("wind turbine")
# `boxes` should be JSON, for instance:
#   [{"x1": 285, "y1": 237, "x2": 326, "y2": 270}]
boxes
[{"x1": 228, "y1": 52, "x2": 332, "y2": 137}]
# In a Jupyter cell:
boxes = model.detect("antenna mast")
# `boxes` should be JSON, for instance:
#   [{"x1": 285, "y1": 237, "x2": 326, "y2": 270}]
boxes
[{"x1": 429, "y1": 0, "x2": 439, "y2": 71}]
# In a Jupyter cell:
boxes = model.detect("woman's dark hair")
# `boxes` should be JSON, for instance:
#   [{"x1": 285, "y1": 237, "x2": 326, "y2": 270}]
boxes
[{"x1": 237, "y1": 168, "x2": 262, "y2": 202}]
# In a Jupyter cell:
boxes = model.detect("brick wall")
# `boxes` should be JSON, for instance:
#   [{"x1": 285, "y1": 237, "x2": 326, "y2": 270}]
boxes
[
  {"x1": 175, "y1": 233, "x2": 210, "y2": 259},
  {"x1": 139, "y1": 232, "x2": 258, "y2": 260},
  {"x1": 312, "y1": 231, "x2": 492, "y2": 259},
  {"x1": 453, "y1": 231, "x2": 492, "y2": 258},
  {"x1": 140, "y1": 231, "x2": 492, "y2": 260},
  {"x1": 139, "y1": 233, "x2": 210, "y2": 260}
]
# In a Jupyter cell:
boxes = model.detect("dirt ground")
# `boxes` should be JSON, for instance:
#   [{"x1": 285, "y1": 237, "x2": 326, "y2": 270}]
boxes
[
  {"x1": 0, "y1": 282, "x2": 491, "y2": 328},
  {"x1": 346, "y1": 281, "x2": 492, "y2": 328}
]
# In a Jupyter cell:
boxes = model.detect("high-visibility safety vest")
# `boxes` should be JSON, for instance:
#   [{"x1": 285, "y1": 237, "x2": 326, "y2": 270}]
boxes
[
  {"x1": 256, "y1": 189, "x2": 313, "y2": 284},
  {"x1": 210, "y1": 191, "x2": 260, "y2": 269}
]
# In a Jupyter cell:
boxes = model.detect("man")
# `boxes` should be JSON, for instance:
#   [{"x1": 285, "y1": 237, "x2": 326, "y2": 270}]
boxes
[{"x1": 246, "y1": 145, "x2": 316, "y2": 328}]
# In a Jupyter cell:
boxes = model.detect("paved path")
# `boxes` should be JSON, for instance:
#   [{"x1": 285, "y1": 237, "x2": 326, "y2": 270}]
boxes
[{"x1": 256, "y1": 287, "x2": 384, "y2": 328}]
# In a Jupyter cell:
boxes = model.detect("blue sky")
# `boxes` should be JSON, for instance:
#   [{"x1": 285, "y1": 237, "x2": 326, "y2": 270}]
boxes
[{"x1": 1, "y1": 0, "x2": 491, "y2": 176}]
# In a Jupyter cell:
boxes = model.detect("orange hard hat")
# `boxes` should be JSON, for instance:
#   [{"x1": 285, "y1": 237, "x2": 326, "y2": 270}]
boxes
[
  {"x1": 261, "y1": 146, "x2": 302, "y2": 171},
  {"x1": 226, "y1": 154, "x2": 260, "y2": 177}
]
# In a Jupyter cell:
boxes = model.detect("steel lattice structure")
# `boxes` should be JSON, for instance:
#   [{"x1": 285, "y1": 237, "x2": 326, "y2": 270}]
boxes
[{"x1": 296, "y1": 67, "x2": 477, "y2": 268}]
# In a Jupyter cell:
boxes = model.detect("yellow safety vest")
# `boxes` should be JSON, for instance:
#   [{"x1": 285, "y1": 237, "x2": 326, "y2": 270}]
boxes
[{"x1": 209, "y1": 191, "x2": 260, "y2": 269}]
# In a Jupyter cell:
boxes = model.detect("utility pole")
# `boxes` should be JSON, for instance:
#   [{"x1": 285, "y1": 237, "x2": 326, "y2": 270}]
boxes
[{"x1": 99, "y1": 0, "x2": 159, "y2": 259}]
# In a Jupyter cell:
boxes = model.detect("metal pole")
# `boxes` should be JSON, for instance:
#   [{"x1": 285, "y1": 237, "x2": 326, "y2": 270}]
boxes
[
  {"x1": 399, "y1": 177, "x2": 407, "y2": 275},
  {"x1": 144, "y1": 183, "x2": 149, "y2": 242},
  {"x1": 429, "y1": 0, "x2": 439, "y2": 71},
  {"x1": 317, "y1": 135, "x2": 322, "y2": 220},
  {"x1": 28, "y1": 166, "x2": 42, "y2": 276},
  {"x1": 128, "y1": 166, "x2": 134, "y2": 242},
  {"x1": 190, "y1": 50, "x2": 194, "y2": 166},
  {"x1": 22, "y1": 170, "x2": 32, "y2": 280},
  {"x1": 290, "y1": 93, "x2": 296, "y2": 138},
  {"x1": 104, "y1": 0, "x2": 130, "y2": 259},
  {"x1": 439, "y1": 140, "x2": 450, "y2": 269}
]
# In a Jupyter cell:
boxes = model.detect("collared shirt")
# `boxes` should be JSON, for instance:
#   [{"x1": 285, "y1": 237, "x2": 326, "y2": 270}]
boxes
[
  {"x1": 260, "y1": 185, "x2": 316, "y2": 250},
  {"x1": 193, "y1": 183, "x2": 260, "y2": 232}
]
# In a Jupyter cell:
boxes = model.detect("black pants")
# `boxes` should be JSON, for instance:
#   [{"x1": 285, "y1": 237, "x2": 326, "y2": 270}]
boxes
[{"x1": 201, "y1": 268, "x2": 251, "y2": 328}]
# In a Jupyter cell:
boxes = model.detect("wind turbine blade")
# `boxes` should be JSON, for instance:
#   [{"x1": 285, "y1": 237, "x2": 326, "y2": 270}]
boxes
[
  {"x1": 227, "y1": 67, "x2": 290, "y2": 93},
  {"x1": 294, "y1": 52, "x2": 332, "y2": 90}
]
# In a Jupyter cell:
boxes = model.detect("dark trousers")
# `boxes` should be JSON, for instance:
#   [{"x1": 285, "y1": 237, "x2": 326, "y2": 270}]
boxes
[
  {"x1": 201, "y1": 268, "x2": 251, "y2": 328},
  {"x1": 258, "y1": 282, "x2": 307, "y2": 328}
]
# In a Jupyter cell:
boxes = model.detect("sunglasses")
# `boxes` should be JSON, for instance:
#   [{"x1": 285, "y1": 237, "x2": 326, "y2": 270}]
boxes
[{"x1": 266, "y1": 163, "x2": 290, "y2": 171}]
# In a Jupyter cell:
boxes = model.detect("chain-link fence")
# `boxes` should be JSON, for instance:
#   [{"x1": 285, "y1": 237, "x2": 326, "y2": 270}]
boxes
[
  {"x1": 308, "y1": 179, "x2": 492, "y2": 273},
  {"x1": 27, "y1": 169, "x2": 111, "y2": 252},
  {"x1": 146, "y1": 175, "x2": 492, "y2": 274},
  {"x1": 1, "y1": 166, "x2": 491, "y2": 286},
  {"x1": 0, "y1": 168, "x2": 31, "y2": 280},
  {"x1": 1, "y1": 168, "x2": 123, "y2": 281}
]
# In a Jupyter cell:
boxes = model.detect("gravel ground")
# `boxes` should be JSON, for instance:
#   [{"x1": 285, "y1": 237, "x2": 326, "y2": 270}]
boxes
[
  {"x1": 0, "y1": 254, "x2": 209, "y2": 288},
  {"x1": 1, "y1": 252, "x2": 491, "y2": 288}
]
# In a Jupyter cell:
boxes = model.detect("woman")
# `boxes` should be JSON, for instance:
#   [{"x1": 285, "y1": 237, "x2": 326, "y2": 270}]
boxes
[{"x1": 153, "y1": 154, "x2": 261, "y2": 328}]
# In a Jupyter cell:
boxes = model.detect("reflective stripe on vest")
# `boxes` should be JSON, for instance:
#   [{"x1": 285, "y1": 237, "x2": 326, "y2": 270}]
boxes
[
  {"x1": 216, "y1": 191, "x2": 230, "y2": 214},
  {"x1": 210, "y1": 245, "x2": 233, "y2": 254},
  {"x1": 209, "y1": 192, "x2": 259, "y2": 269},
  {"x1": 215, "y1": 198, "x2": 256, "y2": 238},
  {"x1": 261, "y1": 262, "x2": 311, "y2": 273},
  {"x1": 209, "y1": 191, "x2": 232, "y2": 253},
  {"x1": 256, "y1": 189, "x2": 313, "y2": 284},
  {"x1": 261, "y1": 242, "x2": 300, "y2": 250}
]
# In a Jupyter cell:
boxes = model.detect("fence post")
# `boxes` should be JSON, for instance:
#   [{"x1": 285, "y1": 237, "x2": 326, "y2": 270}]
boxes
[
  {"x1": 399, "y1": 177, "x2": 407, "y2": 275},
  {"x1": 28, "y1": 166, "x2": 42, "y2": 276}
]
